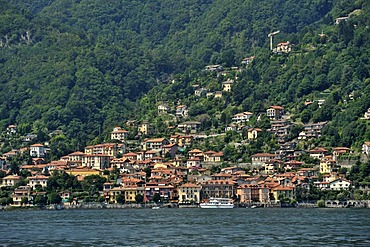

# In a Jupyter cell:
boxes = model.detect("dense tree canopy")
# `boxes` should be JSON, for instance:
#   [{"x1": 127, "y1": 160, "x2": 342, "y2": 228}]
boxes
[{"x1": 0, "y1": 0, "x2": 368, "y2": 153}]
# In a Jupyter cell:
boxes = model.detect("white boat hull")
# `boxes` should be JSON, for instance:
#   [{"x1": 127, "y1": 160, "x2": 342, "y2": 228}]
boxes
[
  {"x1": 199, "y1": 204, "x2": 234, "y2": 209},
  {"x1": 199, "y1": 198, "x2": 234, "y2": 209}
]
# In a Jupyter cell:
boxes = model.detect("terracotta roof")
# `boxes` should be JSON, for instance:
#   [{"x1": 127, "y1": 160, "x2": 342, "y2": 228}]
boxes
[
  {"x1": 146, "y1": 138, "x2": 166, "y2": 142},
  {"x1": 111, "y1": 129, "x2": 128, "y2": 133},
  {"x1": 179, "y1": 183, "x2": 201, "y2": 188},
  {"x1": 271, "y1": 185, "x2": 295, "y2": 191},
  {"x1": 124, "y1": 152, "x2": 138, "y2": 156},
  {"x1": 28, "y1": 175, "x2": 49, "y2": 180},
  {"x1": 309, "y1": 148, "x2": 328, "y2": 153},
  {"x1": 30, "y1": 144, "x2": 44, "y2": 147},
  {"x1": 3, "y1": 175, "x2": 21, "y2": 180},
  {"x1": 248, "y1": 128, "x2": 262, "y2": 132},
  {"x1": 68, "y1": 151, "x2": 85, "y2": 156},
  {"x1": 333, "y1": 147, "x2": 350, "y2": 151},
  {"x1": 187, "y1": 158, "x2": 201, "y2": 161},
  {"x1": 269, "y1": 106, "x2": 284, "y2": 110},
  {"x1": 212, "y1": 152, "x2": 224, "y2": 157},
  {"x1": 163, "y1": 143, "x2": 177, "y2": 148},
  {"x1": 252, "y1": 153, "x2": 277, "y2": 157}
]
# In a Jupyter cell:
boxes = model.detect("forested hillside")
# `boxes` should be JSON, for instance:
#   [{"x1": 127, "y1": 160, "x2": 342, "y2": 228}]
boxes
[{"x1": 0, "y1": 0, "x2": 369, "y2": 155}]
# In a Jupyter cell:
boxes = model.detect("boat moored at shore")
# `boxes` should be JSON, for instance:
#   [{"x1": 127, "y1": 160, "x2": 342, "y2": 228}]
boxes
[{"x1": 200, "y1": 198, "x2": 234, "y2": 209}]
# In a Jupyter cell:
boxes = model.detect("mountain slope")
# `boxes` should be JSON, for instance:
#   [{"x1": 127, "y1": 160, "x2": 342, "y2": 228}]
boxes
[{"x1": 0, "y1": 0, "x2": 369, "y2": 153}]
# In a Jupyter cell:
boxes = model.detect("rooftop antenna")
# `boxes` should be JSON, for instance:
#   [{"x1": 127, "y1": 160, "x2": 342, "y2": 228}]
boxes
[{"x1": 267, "y1": 30, "x2": 280, "y2": 50}]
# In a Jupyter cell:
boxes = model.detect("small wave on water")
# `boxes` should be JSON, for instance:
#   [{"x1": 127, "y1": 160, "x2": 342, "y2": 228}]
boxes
[{"x1": 1, "y1": 208, "x2": 370, "y2": 246}]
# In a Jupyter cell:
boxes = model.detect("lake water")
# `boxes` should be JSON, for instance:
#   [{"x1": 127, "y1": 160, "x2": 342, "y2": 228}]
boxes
[{"x1": 1, "y1": 208, "x2": 370, "y2": 246}]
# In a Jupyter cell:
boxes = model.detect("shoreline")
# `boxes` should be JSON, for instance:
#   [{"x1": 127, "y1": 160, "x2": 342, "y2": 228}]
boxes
[{"x1": 2, "y1": 200, "x2": 369, "y2": 211}]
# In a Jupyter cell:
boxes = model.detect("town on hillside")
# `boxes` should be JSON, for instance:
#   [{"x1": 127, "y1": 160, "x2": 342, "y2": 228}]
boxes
[
  {"x1": 1, "y1": 107, "x2": 370, "y2": 209},
  {"x1": 1, "y1": 13, "x2": 369, "y2": 208}
]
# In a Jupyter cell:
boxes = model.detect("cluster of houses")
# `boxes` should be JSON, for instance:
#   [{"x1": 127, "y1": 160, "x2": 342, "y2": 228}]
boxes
[{"x1": 1, "y1": 118, "x2": 368, "y2": 207}]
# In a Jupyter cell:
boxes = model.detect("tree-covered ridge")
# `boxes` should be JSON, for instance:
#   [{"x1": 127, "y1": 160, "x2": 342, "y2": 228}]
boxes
[
  {"x1": 139, "y1": 0, "x2": 369, "y2": 148},
  {"x1": 0, "y1": 0, "x2": 369, "y2": 155}
]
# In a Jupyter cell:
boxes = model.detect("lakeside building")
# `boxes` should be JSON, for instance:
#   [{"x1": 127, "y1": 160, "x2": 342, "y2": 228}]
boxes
[
  {"x1": 178, "y1": 183, "x2": 201, "y2": 204},
  {"x1": 12, "y1": 186, "x2": 32, "y2": 207},
  {"x1": 201, "y1": 179, "x2": 236, "y2": 199}
]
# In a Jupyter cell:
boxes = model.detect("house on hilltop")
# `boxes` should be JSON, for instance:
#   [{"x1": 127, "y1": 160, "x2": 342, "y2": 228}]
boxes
[
  {"x1": 111, "y1": 126, "x2": 128, "y2": 141},
  {"x1": 247, "y1": 128, "x2": 263, "y2": 140},
  {"x1": 241, "y1": 56, "x2": 255, "y2": 65},
  {"x1": 177, "y1": 121, "x2": 201, "y2": 133},
  {"x1": 273, "y1": 42, "x2": 292, "y2": 54},
  {"x1": 251, "y1": 153, "x2": 279, "y2": 167},
  {"x1": 1, "y1": 175, "x2": 22, "y2": 187},
  {"x1": 27, "y1": 175, "x2": 49, "y2": 189},
  {"x1": 143, "y1": 138, "x2": 170, "y2": 153},
  {"x1": 232, "y1": 112, "x2": 253, "y2": 123},
  {"x1": 158, "y1": 104, "x2": 171, "y2": 114},
  {"x1": 335, "y1": 16, "x2": 349, "y2": 24},
  {"x1": 362, "y1": 142, "x2": 370, "y2": 156},
  {"x1": 30, "y1": 144, "x2": 45, "y2": 158},
  {"x1": 309, "y1": 148, "x2": 328, "y2": 159},
  {"x1": 222, "y1": 79, "x2": 234, "y2": 92},
  {"x1": 267, "y1": 106, "x2": 284, "y2": 120},
  {"x1": 138, "y1": 121, "x2": 153, "y2": 136},
  {"x1": 205, "y1": 64, "x2": 223, "y2": 72},
  {"x1": 361, "y1": 108, "x2": 370, "y2": 120},
  {"x1": 6, "y1": 125, "x2": 17, "y2": 135},
  {"x1": 175, "y1": 105, "x2": 188, "y2": 118},
  {"x1": 299, "y1": 122, "x2": 327, "y2": 140}
]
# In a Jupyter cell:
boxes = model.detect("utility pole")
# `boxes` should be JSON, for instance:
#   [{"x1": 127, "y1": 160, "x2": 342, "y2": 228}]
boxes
[{"x1": 267, "y1": 30, "x2": 280, "y2": 51}]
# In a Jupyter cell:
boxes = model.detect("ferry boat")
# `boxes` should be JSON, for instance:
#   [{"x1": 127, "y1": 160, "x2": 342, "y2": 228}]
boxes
[{"x1": 199, "y1": 198, "x2": 234, "y2": 209}]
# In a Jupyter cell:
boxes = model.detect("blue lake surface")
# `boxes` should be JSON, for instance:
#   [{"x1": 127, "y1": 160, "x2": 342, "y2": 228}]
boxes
[{"x1": 1, "y1": 208, "x2": 370, "y2": 246}]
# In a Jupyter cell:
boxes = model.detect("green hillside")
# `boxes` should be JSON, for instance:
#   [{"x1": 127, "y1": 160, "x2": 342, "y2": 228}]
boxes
[{"x1": 0, "y1": 0, "x2": 369, "y2": 155}]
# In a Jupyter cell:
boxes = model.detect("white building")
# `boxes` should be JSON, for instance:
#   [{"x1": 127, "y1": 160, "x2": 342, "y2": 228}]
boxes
[
  {"x1": 362, "y1": 142, "x2": 370, "y2": 156},
  {"x1": 232, "y1": 112, "x2": 253, "y2": 123},
  {"x1": 361, "y1": 108, "x2": 370, "y2": 120},
  {"x1": 30, "y1": 144, "x2": 45, "y2": 158},
  {"x1": 175, "y1": 105, "x2": 188, "y2": 118},
  {"x1": 267, "y1": 106, "x2": 284, "y2": 120},
  {"x1": 328, "y1": 179, "x2": 351, "y2": 191},
  {"x1": 111, "y1": 126, "x2": 128, "y2": 141},
  {"x1": 27, "y1": 175, "x2": 49, "y2": 189},
  {"x1": 158, "y1": 104, "x2": 171, "y2": 114}
]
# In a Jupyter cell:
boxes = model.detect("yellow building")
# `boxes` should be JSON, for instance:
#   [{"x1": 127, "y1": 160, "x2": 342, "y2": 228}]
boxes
[
  {"x1": 122, "y1": 186, "x2": 145, "y2": 203},
  {"x1": 222, "y1": 79, "x2": 234, "y2": 92},
  {"x1": 247, "y1": 128, "x2": 263, "y2": 140},
  {"x1": 178, "y1": 183, "x2": 201, "y2": 203},
  {"x1": 1, "y1": 175, "x2": 22, "y2": 187},
  {"x1": 138, "y1": 122, "x2": 153, "y2": 135},
  {"x1": 107, "y1": 187, "x2": 123, "y2": 203},
  {"x1": 320, "y1": 159, "x2": 337, "y2": 174},
  {"x1": 66, "y1": 167, "x2": 101, "y2": 177},
  {"x1": 271, "y1": 185, "x2": 295, "y2": 202},
  {"x1": 12, "y1": 186, "x2": 32, "y2": 207}
]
